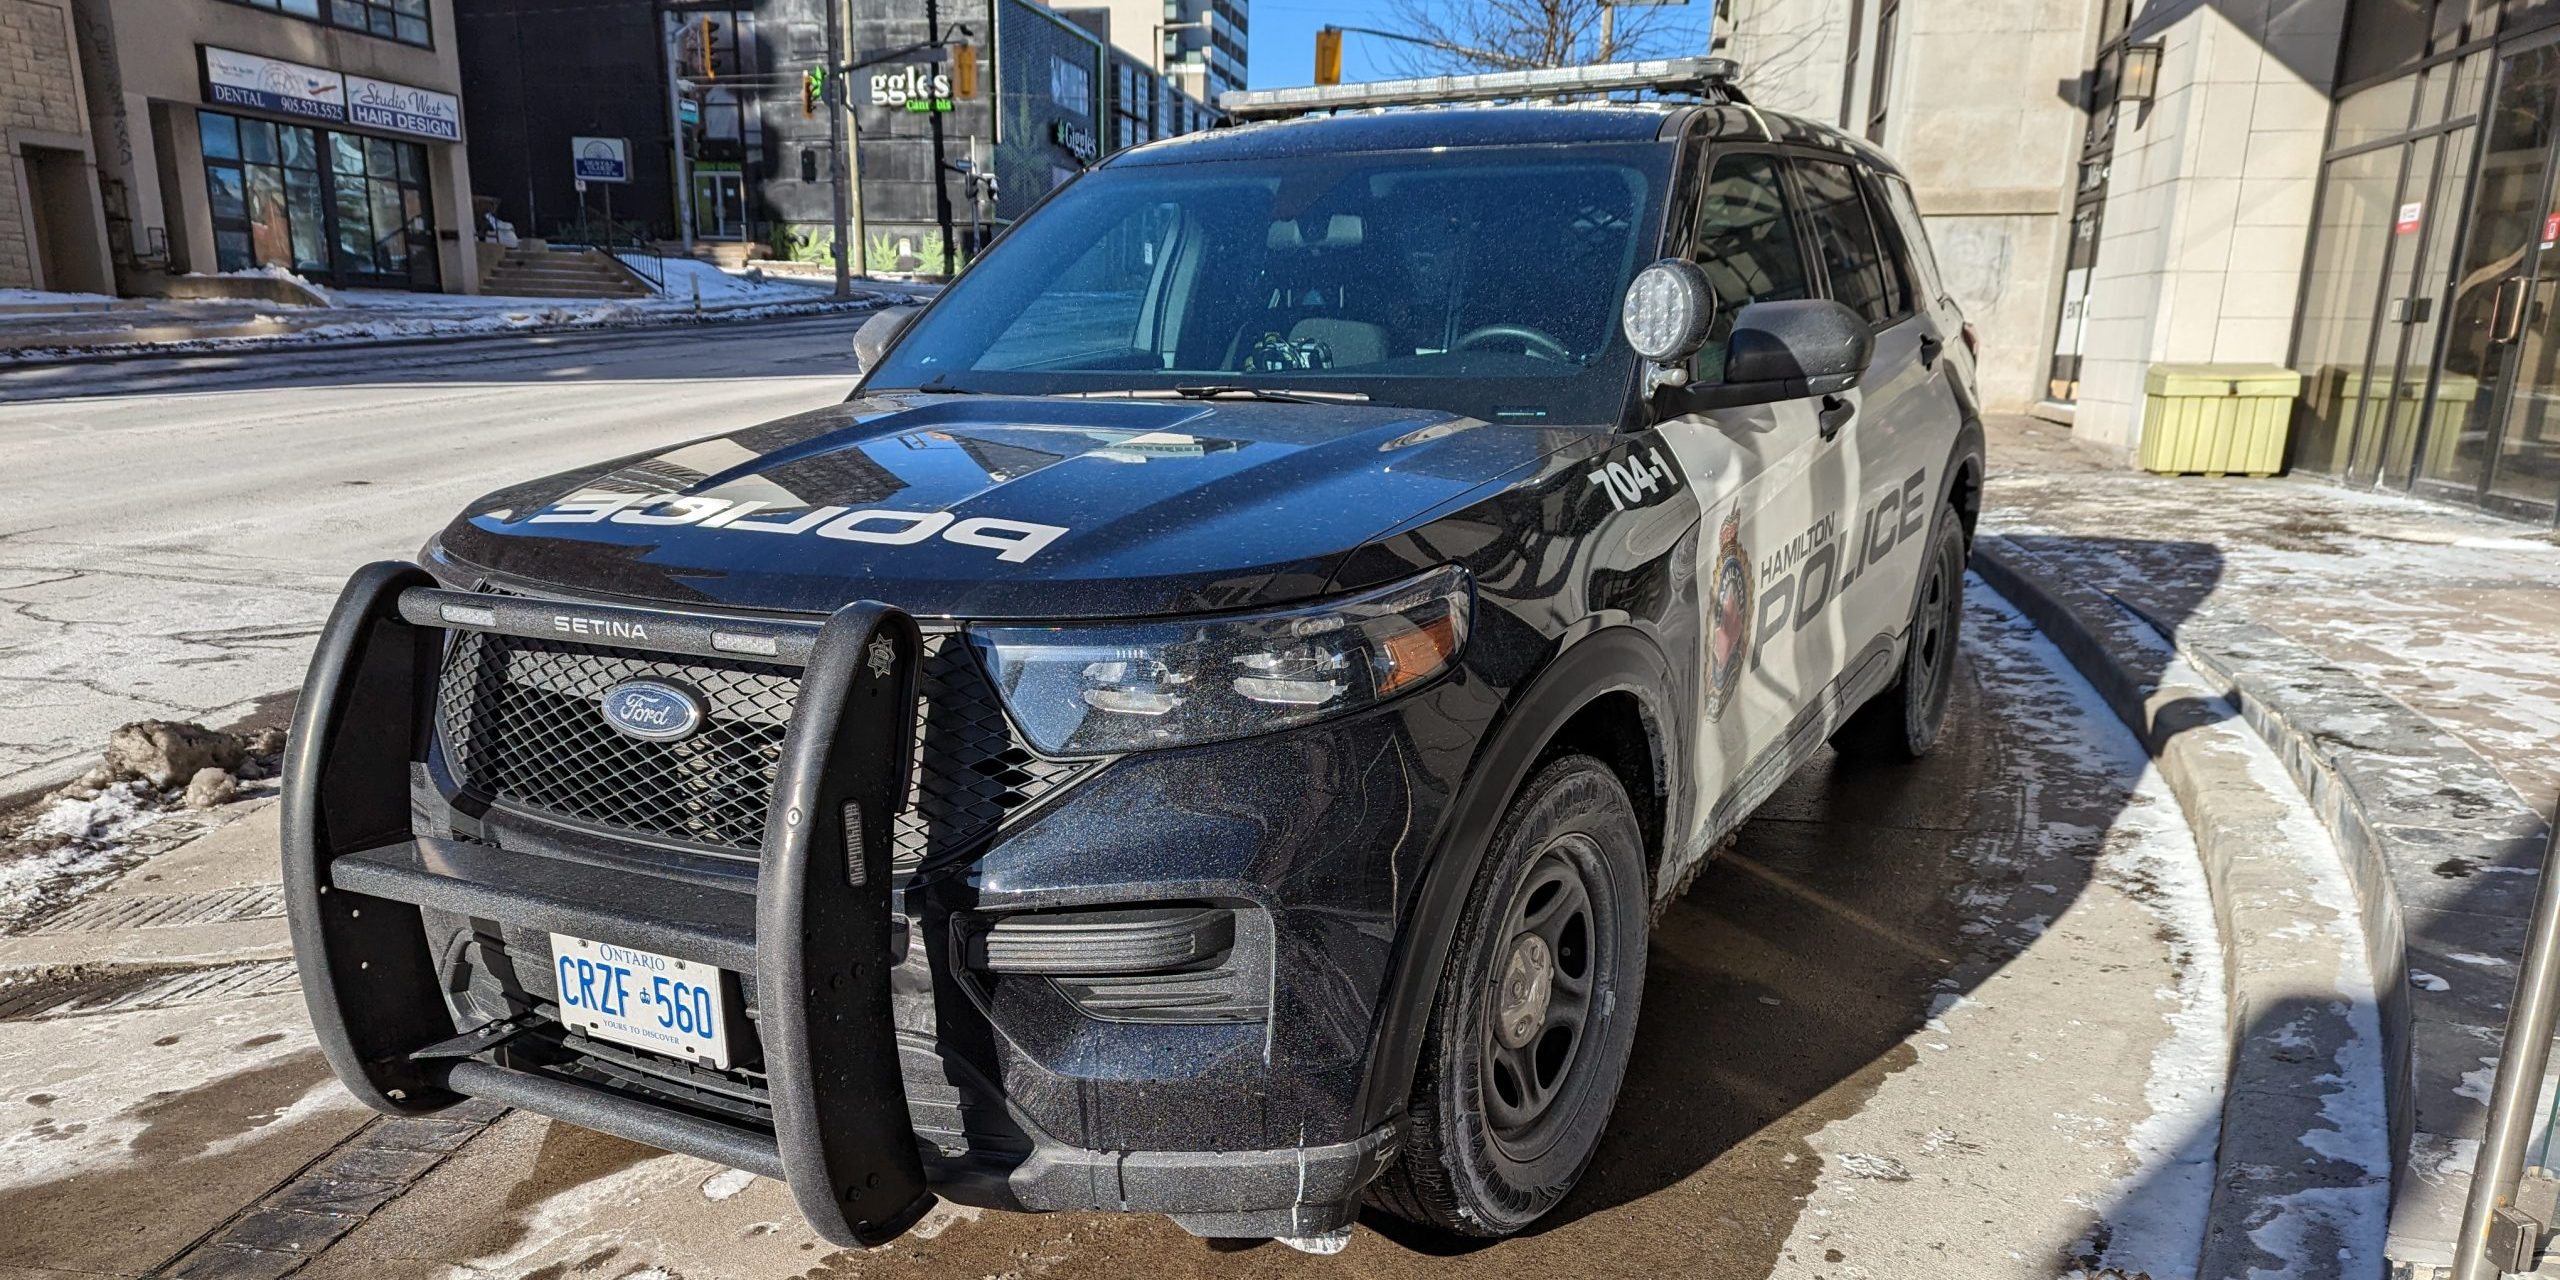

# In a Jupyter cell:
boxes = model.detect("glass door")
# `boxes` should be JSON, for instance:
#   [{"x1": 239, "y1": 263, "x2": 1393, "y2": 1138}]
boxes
[
  {"x1": 694, "y1": 171, "x2": 747, "y2": 240},
  {"x1": 2421, "y1": 37, "x2": 2560, "y2": 519},
  {"x1": 2350, "y1": 132, "x2": 2452, "y2": 486}
]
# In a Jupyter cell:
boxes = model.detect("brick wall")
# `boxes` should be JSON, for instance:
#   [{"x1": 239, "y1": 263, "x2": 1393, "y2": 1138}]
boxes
[{"x1": 0, "y1": 0, "x2": 89, "y2": 290}]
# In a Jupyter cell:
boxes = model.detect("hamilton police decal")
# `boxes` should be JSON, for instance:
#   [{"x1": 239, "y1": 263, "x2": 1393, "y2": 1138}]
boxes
[{"x1": 1706, "y1": 511, "x2": 1752, "y2": 720}]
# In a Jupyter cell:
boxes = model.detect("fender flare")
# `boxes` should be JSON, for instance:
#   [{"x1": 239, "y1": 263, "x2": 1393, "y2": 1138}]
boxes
[
  {"x1": 1351, "y1": 625, "x2": 1682, "y2": 1134},
  {"x1": 1941, "y1": 415, "x2": 1987, "y2": 538}
]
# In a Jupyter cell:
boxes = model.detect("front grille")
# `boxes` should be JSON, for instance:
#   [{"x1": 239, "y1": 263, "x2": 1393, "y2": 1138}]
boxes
[{"x1": 435, "y1": 627, "x2": 1094, "y2": 866}]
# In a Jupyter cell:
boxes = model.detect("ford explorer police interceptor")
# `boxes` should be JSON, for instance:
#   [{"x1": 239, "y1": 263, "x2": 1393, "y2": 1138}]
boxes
[{"x1": 283, "y1": 57, "x2": 1983, "y2": 1254}]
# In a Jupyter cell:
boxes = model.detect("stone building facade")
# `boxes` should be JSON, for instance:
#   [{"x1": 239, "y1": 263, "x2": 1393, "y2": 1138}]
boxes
[{"x1": 0, "y1": 0, "x2": 113, "y2": 293}]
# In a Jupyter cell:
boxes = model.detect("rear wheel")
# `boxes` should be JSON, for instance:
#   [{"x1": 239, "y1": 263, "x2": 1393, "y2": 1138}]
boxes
[
  {"x1": 1369, "y1": 755, "x2": 1647, "y2": 1237},
  {"x1": 1833, "y1": 502, "x2": 1965, "y2": 761}
]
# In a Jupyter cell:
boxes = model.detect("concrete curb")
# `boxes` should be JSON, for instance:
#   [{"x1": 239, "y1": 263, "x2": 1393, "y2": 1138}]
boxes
[{"x1": 1973, "y1": 536, "x2": 2395, "y2": 1277}]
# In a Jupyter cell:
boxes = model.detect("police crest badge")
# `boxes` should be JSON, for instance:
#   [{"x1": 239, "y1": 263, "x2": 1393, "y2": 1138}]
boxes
[{"x1": 1706, "y1": 511, "x2": 1752, "y2": 720}]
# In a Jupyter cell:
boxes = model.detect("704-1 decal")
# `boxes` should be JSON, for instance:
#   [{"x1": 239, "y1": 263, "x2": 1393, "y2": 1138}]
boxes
[{"x1": 1588, "y1": 448, "x2": 1681, "y2": 510}]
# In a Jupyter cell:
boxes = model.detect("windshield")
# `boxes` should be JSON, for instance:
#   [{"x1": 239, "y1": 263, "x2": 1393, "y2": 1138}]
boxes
[{"x1": 862, "y1": 143, "x2": 1672, "y2": 427}]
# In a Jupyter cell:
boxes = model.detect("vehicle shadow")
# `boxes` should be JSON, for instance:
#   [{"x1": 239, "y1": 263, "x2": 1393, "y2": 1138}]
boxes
[{"x1": 1363, "y1": 536, "x2": 2246, "y2": 1272}]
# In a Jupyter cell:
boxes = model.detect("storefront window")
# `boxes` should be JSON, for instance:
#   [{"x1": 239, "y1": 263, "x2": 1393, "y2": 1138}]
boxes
[
  {"x1": 2334, "y1": 75, "x2": 2421, "y2": 149},
  {"x1": 200, "y1": 108, "x2": 437, "y2": 290},
  {"x1": 227, "y1": 0, "x2": 429, "y2": 47},
  {"x1": 202, "y1": 111, "x2": 329, "y2": 279}
]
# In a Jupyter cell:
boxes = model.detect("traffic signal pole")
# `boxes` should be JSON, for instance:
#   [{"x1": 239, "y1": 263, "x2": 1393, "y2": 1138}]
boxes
[
  {"x1": 826, "y1": 0, "x2": 851, "y2": 298},
  {"x1": 926, "y1": 0, "x2": 956, "y2": 277}
]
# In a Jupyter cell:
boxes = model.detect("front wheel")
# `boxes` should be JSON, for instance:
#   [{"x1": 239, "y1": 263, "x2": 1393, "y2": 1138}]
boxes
[
  {"x1": 1368, "y1": 755, "x2": 1648, "y2": 1237},
  {"x1": 1833, "y1": 501, "x2": 1965, "y2": 761}
]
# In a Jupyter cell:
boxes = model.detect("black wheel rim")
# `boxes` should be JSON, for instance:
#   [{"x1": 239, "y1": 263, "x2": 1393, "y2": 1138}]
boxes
[
  {"x1": 1909, "y1": 533, "x2": 1958, "y2": 721},
  {"x1": 1481, "y1": 835, "x2": 1601, "y2": 1158}
]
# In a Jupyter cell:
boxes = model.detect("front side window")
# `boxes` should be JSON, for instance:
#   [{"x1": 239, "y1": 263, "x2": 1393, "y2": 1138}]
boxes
[
  {"x1": 1795, "y1": 159, "x2": 1910, "y2": 326},
  {"x1": 865, "y1": 144, "x2": 1671, "y2": 426},
  {"x1": 1687, "y1": 151, "x2": 1816, "y2": 383}
]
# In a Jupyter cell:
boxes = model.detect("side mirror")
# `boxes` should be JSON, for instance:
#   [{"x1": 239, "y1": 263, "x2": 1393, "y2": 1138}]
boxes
[
  {"x1": 1620, "y1": 259, "x2": 1717, "y2": 369},
  {"x1": 1722, "y1": 299, "x2": 1873, "y2": 397},
  {"x1": 852, "y1": 305, "x2": 921, "y2": 372}
]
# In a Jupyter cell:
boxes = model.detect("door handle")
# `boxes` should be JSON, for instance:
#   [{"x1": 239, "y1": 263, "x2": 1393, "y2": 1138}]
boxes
[
  {"x1": 1818, "y1": 394, "x2": 1855, "y2": 441},
  {"x1": 2493, "y1": 276, "x2": 2528, "y2": 343},
  {"x1": 1918, "y1": 333, "x2": 1944, "y2": 369}
]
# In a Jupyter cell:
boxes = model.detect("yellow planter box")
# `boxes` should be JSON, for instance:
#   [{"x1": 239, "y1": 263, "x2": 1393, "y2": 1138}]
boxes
[{"x1": 2137, "y1": 363, "x2": 2302, "y2": 478}]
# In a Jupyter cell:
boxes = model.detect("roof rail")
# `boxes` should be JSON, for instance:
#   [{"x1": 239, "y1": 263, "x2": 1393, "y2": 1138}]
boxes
[{"x1": 1218, "y1": 57, "x2": 1745, "y2": 122}]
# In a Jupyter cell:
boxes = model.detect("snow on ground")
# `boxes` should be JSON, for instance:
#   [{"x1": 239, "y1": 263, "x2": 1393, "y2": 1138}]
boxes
[
  {"x1": 0, "y1": 288, "x2": 119, "y2": 308},
  {"x1": 1773, "y1": 583, "x2": 2231, "y2": 1279},
  {"x1": 1967, "y1": 585, "x2": 2231, "y2": 1279},
  {"x1": 618, "y1": 255, "x2": 834, "y2": 303},
  {"x1": 2234, "y1": 739, "x2": 2392, "y2": 1275},
  {"x1": 0, "y1": 784, "x2": 168, "y2": 934},
  {"x1": 0, "y1": 260, "x2": 901, "y2": 364}
]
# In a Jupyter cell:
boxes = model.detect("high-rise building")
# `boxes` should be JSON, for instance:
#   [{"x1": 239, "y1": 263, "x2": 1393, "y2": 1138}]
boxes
[{"x1": 1055, "y1": 0, "x2": 1242, "y2": 102}]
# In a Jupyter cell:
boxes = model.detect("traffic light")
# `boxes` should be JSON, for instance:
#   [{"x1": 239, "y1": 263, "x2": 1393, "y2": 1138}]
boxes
[
  {"x1": 952, "y1": 43, "x2": 977, "y2": 98},
  {"x1": 700, "y1": 17, "x2": 716, "y2": 80},
  {"x1": 1315, "y1": 27, "x2": 1343, "y2": 86},
  {"x1": 803, "y1": 66, "x2": 826, "y2": 116}
]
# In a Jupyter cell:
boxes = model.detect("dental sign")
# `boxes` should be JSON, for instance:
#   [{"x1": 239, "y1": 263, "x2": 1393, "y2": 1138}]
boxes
[
  {"x1": 202, "y1": 47, "x2": 344, "y2": 121},
  {"x1": 200, "y1": 48, "x2": 458, "y2": 142},
  {"x1": 572, "y1": 137, "x2": 631, "y2": 183}
]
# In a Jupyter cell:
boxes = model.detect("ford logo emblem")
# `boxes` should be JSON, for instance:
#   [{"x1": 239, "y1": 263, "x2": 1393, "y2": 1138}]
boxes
[{"x1": 598, "y1": 680, "x2": 705, "y2": 743}]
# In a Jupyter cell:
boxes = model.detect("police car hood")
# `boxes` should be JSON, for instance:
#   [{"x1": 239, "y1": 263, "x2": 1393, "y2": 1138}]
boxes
[{"x1": 430, "y1": 394, "x2": 1553, "y2": 619}]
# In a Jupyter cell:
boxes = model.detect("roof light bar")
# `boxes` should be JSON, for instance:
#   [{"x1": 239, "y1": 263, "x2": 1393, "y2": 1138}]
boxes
[{"x1": 1220, "y1": 57, "x2": 1741, "y2": 121}]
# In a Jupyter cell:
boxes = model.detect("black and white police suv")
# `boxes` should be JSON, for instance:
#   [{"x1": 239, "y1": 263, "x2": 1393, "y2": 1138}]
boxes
[{"x1": 284, "y1": 57, "x2": 1982, "y2": 1252}]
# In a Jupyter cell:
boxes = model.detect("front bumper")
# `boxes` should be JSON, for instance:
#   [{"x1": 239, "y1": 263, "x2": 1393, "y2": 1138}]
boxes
[{"x1": 282, "y1": 565, "x2": 1437, "y2": 1243}]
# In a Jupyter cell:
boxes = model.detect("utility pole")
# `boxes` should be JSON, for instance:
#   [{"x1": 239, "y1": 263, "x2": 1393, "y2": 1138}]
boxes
[
  {"x1": 666, "y1": 15, "x2": 695, "y2": 250},
  {"x1": 825, "y1": 0, "x2": 851, "y2": 297},
  {"x1": 926, "y1": 0, "x2": 956, "y2": 276},
  {"x1": 1600, "y1": 1, "x2": 1616, "y2": 60}
]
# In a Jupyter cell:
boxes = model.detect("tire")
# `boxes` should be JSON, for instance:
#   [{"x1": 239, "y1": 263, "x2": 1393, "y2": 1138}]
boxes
[
  {"x1": 1368, "y1": 755, "x2": 1648, "y2": 1237},
  {"x1": 1832, "y1": 500, "x2": 1965, "y2": 761}
]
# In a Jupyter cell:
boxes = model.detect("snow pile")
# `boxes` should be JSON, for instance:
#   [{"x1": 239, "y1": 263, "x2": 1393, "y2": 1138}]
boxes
[{"x1": 0, "y1": 720, "x2": 284, "y2": 934}]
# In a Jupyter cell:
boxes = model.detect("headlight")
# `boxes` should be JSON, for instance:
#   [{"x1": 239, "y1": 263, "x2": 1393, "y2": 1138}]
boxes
[{"x1": 972, "y1": 565, "x2": 1473, "y2": 755}]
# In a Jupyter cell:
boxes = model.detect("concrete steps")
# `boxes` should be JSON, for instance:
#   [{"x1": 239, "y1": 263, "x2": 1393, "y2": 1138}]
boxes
[{"x1": 479, "y1": 246, "x2": 652, "y2": 300}]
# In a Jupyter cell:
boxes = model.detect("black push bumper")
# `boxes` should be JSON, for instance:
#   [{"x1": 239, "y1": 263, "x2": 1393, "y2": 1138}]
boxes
[{"x1": 280, "y1": 564, "x2": 1397, "y2": 1245}]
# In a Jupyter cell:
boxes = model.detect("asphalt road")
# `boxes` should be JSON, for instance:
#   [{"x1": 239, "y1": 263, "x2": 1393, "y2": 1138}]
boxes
[
  {"x1": 0, "y1": 333, "x2": 2221, "y2": 1278},
  {"x1": 0, "y1": 318, "x2": 865, "y2": 800}
]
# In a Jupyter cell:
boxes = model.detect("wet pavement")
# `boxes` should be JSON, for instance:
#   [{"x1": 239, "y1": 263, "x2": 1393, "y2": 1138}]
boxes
[{"x1": 0, "y1": 588, "x2": 2228, "y2": 1279}]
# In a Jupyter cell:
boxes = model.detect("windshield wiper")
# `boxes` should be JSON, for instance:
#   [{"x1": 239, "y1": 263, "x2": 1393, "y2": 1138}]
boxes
[
  {"x1": 1168, "y1": 384, "x2": 1370, "y2": 404},
  {"x1": 902, "y1": 375, "x2": 986, "y2": 395},
  {"x1": 1042, "y1": 386, "x2": 1376, "y2": 405}
]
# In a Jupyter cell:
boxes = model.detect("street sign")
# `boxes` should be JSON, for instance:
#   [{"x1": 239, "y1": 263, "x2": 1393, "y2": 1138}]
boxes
[
  {"x1": 679, "y1": 99, "x2": 701, "y2": 126},
  {"x1": 572, "y1": 137, "x2": 631, "y2": 183}
]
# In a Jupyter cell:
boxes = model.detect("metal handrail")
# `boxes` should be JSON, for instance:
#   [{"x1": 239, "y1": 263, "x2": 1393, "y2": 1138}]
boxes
[
  {"x1": 543, "y1": 218, "x2": 667, "y2": 294},
  {"x1": 2454, "y1": 798, "x2": 2560, "y2": 1279}
]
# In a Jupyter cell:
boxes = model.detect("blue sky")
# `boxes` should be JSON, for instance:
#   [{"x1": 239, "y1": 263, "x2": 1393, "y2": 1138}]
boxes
[{"x1": 1247, "y1": 1, "x2": 1722, "y2": 90}]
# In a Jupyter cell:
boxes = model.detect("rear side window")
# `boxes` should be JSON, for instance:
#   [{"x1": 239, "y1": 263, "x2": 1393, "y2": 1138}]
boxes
[
  {"x1": 1877, "y1": 174, "x2": 1949, "y2": 308},
  {"x1": 1794, "y1": 159, "x2": 1911, "y2": 326},
  {"x1": 1687, "y1": 151, "x2": 1816, "y2": 383}
]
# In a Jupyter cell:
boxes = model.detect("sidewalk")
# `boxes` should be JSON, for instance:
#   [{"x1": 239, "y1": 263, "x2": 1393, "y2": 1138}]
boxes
[
  {"x1": 0, "y1": 260, "x2": 921, "y2": 363},
  {"x1": 1976, "y1": 413, "x2": 2560, "y2": 1271},
  {"x1": 1985, "y1": 415, "x2": 2560, "y2": 821}
]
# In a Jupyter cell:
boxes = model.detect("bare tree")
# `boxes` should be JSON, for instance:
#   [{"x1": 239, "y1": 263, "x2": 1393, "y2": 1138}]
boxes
[{"x1": 1375, "y1": 0, "x2": 1699, "y2": 75}]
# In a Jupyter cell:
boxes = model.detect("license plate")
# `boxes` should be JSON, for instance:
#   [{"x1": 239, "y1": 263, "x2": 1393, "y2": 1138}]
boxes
[{"x1": 549, "y1": 934, "x2": 733, "y2": 1069}]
